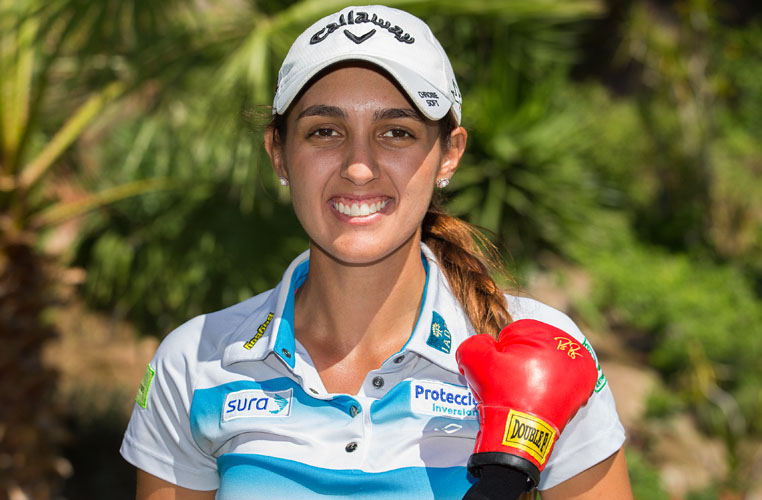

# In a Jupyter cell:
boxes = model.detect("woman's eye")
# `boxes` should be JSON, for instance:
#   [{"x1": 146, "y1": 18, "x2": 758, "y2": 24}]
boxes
[
  {"x1": 382, "y1": 129, "x2": 412, "y2": 139},
  {"x1": 310, "y1": 128, "x2": 338, "y2": 137}
]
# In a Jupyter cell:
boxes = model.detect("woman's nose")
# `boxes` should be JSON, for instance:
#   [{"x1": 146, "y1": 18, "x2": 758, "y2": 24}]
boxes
[{"x1": 340, "y1": 136, "x2": 379, "y2": 185}]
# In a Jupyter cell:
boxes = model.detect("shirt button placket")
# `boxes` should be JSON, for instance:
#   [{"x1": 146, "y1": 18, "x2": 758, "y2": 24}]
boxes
[{"x1": 344, "y1": 401, "x2": 363, "y2": 460}]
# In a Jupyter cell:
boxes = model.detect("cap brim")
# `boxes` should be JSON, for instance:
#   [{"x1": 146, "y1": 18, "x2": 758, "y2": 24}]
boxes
[{"x1": 273, "y1": 54, "x2": 455, "y2": 122}]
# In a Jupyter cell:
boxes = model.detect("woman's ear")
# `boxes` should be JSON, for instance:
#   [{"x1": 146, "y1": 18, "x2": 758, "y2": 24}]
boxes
[
  {"x1": 437, "y1": 126, "x2": 468, "y2": 182},
  {"x1": 264, "y1": 126, "x2": 288, "y2": 180}
]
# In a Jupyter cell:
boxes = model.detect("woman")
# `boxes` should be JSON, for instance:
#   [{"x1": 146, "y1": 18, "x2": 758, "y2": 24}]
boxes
[{"x1": 121, "y1": 5, "x2": 633, "y2": 499}]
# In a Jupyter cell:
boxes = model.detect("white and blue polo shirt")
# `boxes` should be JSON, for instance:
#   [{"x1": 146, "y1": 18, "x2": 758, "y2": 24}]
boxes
[{"x1": 120, "y1": 244, "x2": 625, "y2": 498}]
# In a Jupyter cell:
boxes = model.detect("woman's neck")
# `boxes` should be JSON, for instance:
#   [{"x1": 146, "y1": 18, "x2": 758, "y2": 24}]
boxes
[{"x1": 293, "y1": 236, "x2": 427, "y2": 393}]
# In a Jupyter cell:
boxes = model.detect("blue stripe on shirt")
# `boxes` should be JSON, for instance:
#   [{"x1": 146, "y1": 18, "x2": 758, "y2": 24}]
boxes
[{"x1": 216, "y1": 453, "x2": 475, "y2": 499}]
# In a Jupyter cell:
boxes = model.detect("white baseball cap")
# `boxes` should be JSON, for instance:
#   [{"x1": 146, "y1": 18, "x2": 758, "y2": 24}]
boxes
[{"x1": 273, "y1": 5, "x2": 462, "y2": 124}]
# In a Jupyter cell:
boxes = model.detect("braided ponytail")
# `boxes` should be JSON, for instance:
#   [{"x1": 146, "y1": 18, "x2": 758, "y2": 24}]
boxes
[
  {"x1": 422, "y1": 200, "x2": 514, "y2": 339},
  {"x1": 424, "y1": 204, "x2": 531, "y2": 500}
]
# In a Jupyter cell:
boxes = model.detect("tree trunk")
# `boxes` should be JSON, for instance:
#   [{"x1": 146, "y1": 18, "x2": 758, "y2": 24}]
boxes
[{"x1": 0, "y1": 239, "x2": 64, "y2": 499}]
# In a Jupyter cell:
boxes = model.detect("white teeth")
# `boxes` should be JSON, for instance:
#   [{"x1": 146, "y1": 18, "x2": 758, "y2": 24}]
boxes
[{"x1": 333, "y1": 199, "x2": 389, "y2": 217}]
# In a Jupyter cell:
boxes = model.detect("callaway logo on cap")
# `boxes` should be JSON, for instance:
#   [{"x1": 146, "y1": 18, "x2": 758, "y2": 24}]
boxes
[{"x1": 273, "y1": 5, "x2": 462, "y2": 124}]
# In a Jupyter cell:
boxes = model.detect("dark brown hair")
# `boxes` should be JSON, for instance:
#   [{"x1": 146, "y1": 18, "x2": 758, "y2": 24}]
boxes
[{"x1": 422, "y1": 198, "x2": 514, "y2": 338}]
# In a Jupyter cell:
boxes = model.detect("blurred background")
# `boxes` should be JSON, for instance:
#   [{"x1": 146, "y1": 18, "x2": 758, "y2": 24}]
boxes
[{"x1": 1, "y1": 0, "x2": 761, "y2": 498}]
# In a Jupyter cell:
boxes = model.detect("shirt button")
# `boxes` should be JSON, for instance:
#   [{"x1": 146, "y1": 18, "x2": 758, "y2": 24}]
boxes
[
  {"x1": 372, "y1": 376, "x2": 384, "y2": 389},
  {"x1": 349, "y1": 405, "x2": 359, "y2": 417},
  {"x1": 281, "y1": 348, "x2": 291, "y2": 358},
  {"x1": 345, "y1": 442, "x2": 358, "y2": 453},
  {"x1": 393, "y1": 355, "x2": 405, "y2": 364}
]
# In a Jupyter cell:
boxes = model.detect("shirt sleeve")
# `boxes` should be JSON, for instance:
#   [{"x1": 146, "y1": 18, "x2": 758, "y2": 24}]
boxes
[
  {"x1": 120, "y1": 317, "x2": 220, "y2": 491},
  {"x1": 538, "y1": 384, "x2": 625, "y2": 490},
  {"x1": 506, "y1": 295, "x2": 627, "y2": 490}
]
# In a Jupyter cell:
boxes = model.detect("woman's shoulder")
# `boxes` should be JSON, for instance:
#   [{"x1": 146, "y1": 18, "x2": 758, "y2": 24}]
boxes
[
  {"x1": 504, "y1": 294, "x2": 585, "y2": 340},
  {"x1": 152, "y1": 287, "x2": 277, "y2": 368},
  {"x1": 505, "y1": 293, "x2": 610, "y2": 396}
]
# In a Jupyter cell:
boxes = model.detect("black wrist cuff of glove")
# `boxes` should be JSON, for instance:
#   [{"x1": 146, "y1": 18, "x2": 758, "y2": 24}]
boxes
[
  {"x1": 462, "y1": 464, "x2": 532, "y2": 500},
  {"x1": 467, "y1": 452, "x2": 539, "y2": 489}
]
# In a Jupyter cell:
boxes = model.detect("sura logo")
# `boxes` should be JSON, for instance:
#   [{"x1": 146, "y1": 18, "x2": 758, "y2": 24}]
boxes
[{"x1": 222, "y1": 389, "x2": 292, "y2": 422}]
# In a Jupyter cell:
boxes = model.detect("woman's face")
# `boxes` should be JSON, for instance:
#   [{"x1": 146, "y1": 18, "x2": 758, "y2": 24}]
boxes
[{"x1": 266, "y1": 65, "x2": 466, "y2": 265}]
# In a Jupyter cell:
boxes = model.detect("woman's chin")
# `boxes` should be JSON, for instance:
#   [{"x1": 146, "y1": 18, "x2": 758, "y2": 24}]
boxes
[{"x1": 311, "y1": 234, "x2": 419, "y2": 267}]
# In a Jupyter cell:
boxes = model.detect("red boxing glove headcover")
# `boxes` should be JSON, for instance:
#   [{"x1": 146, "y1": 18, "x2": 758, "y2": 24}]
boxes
[{"x1": 456, "y1": 319, "x2": 599, "y2": 486}]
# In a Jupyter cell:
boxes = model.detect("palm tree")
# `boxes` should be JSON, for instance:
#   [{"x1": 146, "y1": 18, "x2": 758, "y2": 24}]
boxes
[{"x1": 0, "y1": 0, "x2": 179, "y2": 495}]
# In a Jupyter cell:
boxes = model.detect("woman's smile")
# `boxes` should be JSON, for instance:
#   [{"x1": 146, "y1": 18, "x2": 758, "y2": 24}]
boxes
[{"x1": 330, "y1": 196, "x2": 392, "y2": 219}]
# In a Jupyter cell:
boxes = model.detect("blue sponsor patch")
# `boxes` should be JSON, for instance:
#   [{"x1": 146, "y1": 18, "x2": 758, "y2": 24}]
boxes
[
  {"x1": 410, "y1": 380, "x2": 478, "y2": 419},
  {"x1": 222, "y1": 389, "x2": 292, "y2": 421},
  {"x1": 426, "y1": 311, "x2": 452, "y2": 354}
]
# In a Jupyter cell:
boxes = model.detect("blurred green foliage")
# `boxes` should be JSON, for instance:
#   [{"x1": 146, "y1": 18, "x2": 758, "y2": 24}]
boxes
[
  {"x1": 66, "y1": 0, "x2": 611, "y2": 331},
  {"x1": 11, "y1": 0, "x2": 762, "y2": 496},
  {"x1": 626, "y1": 449, "x2": 670, "y2": 500}
]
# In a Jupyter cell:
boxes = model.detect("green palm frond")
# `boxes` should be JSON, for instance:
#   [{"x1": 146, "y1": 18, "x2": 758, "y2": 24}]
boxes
[{"x1": 33, "y1": 176, "x2": 178, "y2": 227}]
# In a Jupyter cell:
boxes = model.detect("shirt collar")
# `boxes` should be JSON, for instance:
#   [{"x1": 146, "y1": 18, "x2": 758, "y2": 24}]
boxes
[
  {"x1": 222, "y1": 244, "x2": 474, "y2": 374},
  {"x1": 222, "y1": 249, "x2": 309, "y2": 368},
  {"x1": 399, "y1": 243, "x2": 473, "y2": 374}
]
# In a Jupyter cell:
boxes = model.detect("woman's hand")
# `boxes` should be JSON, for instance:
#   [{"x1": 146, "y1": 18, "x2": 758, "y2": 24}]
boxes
[{"x1": 456, "y1": 320, "x2": 600, "y2": 487}]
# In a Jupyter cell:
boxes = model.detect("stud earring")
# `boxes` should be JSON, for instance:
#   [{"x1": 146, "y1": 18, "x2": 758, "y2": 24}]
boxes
[
  {"x1": 278, "y1": 176, "x2": 289, "y2": 186},
  {"x1": 436, "y1": 178, "x2": 450, "y2": 189}
]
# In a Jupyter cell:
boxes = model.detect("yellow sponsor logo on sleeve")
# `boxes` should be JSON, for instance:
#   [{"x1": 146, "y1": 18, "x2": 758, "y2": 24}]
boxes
[{"x1": 501, "y1": 409, "x2": 557, "y2": 465}]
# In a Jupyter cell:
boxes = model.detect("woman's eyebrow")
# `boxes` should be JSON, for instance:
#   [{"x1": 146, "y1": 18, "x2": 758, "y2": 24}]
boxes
[
  {"x1": 296, "y1": 104, "x2": 346, "y2": 120},
  {"x1": 374, "y1": 108, "x2": 423, "y2": 122},
  {"x1": 295, "y1": 105, "x2": 423, "y2": 122}
]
